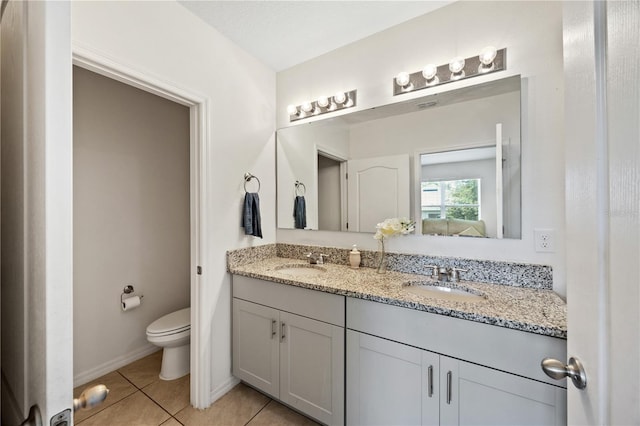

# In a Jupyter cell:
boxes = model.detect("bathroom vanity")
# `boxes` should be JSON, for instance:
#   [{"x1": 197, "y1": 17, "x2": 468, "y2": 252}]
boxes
[{"x1": 229, "y1": 248, "x2": 567, "y2": 426}]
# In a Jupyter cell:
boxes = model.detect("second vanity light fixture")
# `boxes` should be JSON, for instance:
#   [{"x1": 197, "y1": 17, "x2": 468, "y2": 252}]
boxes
[
  {"x1": 287, "y1": 90, "x2": 357, "y2": 122},
  {"x1": 393, "y1": 46, "x2": 506, "y2": 96}
]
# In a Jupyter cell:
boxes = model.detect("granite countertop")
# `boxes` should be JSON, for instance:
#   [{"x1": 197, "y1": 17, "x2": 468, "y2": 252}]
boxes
[{"x1": 229, "y1": 256, "x2": 567, "y2": 339}]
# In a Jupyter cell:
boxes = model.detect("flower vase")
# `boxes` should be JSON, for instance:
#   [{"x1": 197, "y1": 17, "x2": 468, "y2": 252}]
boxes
[{"x1": 376, "y1": 239, "x2": 387, "y2": 274}]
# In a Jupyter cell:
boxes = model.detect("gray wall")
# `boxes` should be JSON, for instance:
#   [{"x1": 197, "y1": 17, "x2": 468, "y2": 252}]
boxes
[{"x1": 73, "y1": 66, "x2": 190, "y2": 385}]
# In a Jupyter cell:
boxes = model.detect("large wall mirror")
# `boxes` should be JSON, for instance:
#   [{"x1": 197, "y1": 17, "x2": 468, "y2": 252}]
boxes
[{"x1": 277, "y1": 75, "x2": 521, "y2": 239}]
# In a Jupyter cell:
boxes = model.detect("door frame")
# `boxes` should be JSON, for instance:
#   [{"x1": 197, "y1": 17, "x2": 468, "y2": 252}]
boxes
[{"x1": 72, "y1": 45, "x2": 211, "y2": 409}]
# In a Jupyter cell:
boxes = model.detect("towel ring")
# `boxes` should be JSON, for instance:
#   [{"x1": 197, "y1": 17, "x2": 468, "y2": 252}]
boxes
[
  {"x1": 244, "y1": 172, "x2": 261, "y2": 193},
  {"x1": 295, "y1": 181, "x2": 306, "y2": 196}
]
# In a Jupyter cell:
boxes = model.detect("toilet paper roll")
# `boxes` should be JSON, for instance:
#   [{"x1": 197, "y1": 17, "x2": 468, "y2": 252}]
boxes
[{"x1": 122, "y1": 296, "x2": 141, "y2": 311}]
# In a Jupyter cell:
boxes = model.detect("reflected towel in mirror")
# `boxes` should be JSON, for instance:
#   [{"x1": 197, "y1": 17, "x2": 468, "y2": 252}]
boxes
[
  {"x1": 242, "y1": 192, "x2": 263, "y2": 238},
  {"x1": 294, "y1": 196, "x2": 306, "y2": 229}
]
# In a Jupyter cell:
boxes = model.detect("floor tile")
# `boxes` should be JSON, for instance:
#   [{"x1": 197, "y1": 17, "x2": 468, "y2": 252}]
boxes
[
  {"x1": 143, "y1": 374, "x2": 190, "y2": 415},
  {"x1": 160, "y1": 418, "x2": 183, "y2": 426},
  {"x1": 118, "y1": 350, "x2": 163, "y2": 388},
  {"x1": 175, "y1": 383, "x2": 269, "y2": 426},
  {"x1": 73, "y1": 371, "x2": 137, "y2": 423},
  {"x1": 77, "y1": 391, "x2": 170, "y2": 426},
  {"x1": 247, "y1": 400, "x2": 320, "y2": 426}
]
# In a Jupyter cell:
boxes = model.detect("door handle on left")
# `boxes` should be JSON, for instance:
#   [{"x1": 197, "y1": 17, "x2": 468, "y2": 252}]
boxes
[{"x1": 541, "y1": 357, "x2": 587, "y2": 389}]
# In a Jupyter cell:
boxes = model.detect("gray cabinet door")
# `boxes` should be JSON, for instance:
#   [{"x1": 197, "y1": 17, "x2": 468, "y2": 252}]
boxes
[
  {"x1": 280, "y1": 311, "x2": 344, "y2": 426},
  {"x1": 346, "y1": 330, "x2": 439, "y2": 426},
  {"x1": 440, "y1": 356, "x2": 567, "y2": 426},
  {"x1": 232, "y1": 299, "x2": 280, "y2": 397}
]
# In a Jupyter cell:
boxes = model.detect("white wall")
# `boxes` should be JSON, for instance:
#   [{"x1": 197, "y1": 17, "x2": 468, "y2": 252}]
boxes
[
  {"x1": 72, "y1": 0, "x2": 276, "y2": 406},
  {"x1": 276, "y1": 1, "x2": 566, "y2": 296},
  {"x1": 73, "y1": 66, "x2": 191, "y2": 384}
]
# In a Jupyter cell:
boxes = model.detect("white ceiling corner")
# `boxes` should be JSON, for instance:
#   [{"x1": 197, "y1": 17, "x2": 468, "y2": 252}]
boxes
[{"x1": 178, "y1": 1, "x2": 456, "y2": 71}]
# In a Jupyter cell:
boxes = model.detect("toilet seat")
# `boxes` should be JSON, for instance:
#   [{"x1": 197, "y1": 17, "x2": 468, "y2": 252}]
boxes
[{"x1": 147, "y1": 307, "x2": 190, "y2": 337}]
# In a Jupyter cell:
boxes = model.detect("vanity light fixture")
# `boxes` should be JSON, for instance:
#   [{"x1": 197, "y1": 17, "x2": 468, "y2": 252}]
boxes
[
  {"x1": 287, "y1": 89, "x2": 357, "y2": 122},
  {"x1": 479, "y1": 46, "x2": 498, "y2": 72},
  {"x1": 301, "y1": 101, "x2": 313, "y2": 113},
  {"x1": 392, "y1": 47, "x2": 506, "y2": 96},
  {"x1": 287, "y1": 104, "x2": 300, "y2": 117},
  {"x1": 448, "y1": 56, "x2": 466, "y2": 79},
  {"x1": 395, "y1": 71, "x2": 411, "y2": 89},
  {"x1": 317, "y1": 96, "x2": 329, "y2": 108},
  {"x1": 334, "y1": 91, "x2": 347, "y2": 105},
  {"x1": 422, "y1": 64, "x2": 439, "y2": 84}
]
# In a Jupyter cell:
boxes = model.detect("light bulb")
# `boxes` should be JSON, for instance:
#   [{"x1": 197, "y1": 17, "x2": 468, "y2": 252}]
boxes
[
  {"x1": 479, "y1": 46, "x2": 497, "y2": 66},
  {"x1": 422, "y1": 64, "x2": 438, "y2": 81},
  {"x1": 317, "y1": 96, "x2": 329, "y2": 108},
  {"x1": 301, "y1": 101, "x2": 313, "y2": 113},
  {"x1": 287, "y1": 104, "x2": 298, "y2": 116},
  {"x1": 395, "y1": 72, "x2": 411, "y2": 87},
  {"x1": 449, "y1": 57, "x2": 465, "y2": 74},
  {"x1": 334, "y1": 92, "x2": 347, "y2": 105}
]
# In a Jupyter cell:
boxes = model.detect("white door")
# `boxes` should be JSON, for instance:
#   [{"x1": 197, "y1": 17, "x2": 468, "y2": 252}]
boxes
[
  {"x1": 347, "y1": 154, "x2": 410, "y2": 232},
  {"x1": 1, "y1": 1, "x2": 73, "y2": 425},
  {"x1": 232, "y1": 299, "x2": 280, "y2": 397},
  {"x1": 280, "y1": 311, "x2": 344, "y2": 426},
  {"x1": 563, "y1": 1, "x2": 640, "y2": 424}
]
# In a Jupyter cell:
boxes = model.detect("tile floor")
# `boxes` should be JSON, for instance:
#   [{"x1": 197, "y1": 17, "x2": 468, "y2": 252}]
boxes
[{"x1": 73, "y1": 351, "x2": 320, "y2": 426}]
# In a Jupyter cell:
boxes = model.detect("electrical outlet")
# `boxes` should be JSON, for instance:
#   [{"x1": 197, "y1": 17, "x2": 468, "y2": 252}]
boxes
[{"x1": 534, "y1": 228, "x2": 555, "y2": 252}]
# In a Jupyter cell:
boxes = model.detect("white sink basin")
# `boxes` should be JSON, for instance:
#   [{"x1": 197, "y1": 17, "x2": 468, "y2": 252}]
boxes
[
  {"x1": 274, "y1": 264, "x2": 327, "y2": 277},
  {"x1": 402, "y1": 281, "x2": 486, "y2": 303}
]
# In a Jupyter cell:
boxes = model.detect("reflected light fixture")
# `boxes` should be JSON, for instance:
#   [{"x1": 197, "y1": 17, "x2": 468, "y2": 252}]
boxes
[
  {"x1": 287, "y1": 89, "x2": 357, "y2": 122},
  {"x1": 392, "y1": 47, "x2": 506, "y2": 96}
]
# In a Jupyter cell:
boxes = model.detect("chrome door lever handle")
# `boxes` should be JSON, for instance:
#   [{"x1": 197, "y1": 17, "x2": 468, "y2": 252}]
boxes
[{"x1": 541, "y1": 357, "x2": 587, "y2": 389}]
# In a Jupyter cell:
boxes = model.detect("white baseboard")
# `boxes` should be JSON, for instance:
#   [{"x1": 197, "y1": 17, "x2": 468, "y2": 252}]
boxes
[
  {"x1": 208, "y1": 375, "x2": 240, "y2": 406},
  {"x1": 74, "y1": 344, "x2": 159, "y2": 387}
]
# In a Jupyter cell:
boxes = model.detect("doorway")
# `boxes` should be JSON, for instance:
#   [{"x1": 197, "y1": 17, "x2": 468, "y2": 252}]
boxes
[
  {"x1": 72, "y1": 65, "x2": 191, "y2": 385},
  {"x1": 72, "y1": 48, "x2": 210, "y2": 408}
]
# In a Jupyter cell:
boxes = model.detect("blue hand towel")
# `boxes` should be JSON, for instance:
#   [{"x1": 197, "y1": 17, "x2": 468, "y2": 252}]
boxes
[
  {"x1": 294, "y1": 196, "x2": 306, "y2": 229},
  {"x1": 242, "y1": 192, "x2": 263, "y2": 238}
]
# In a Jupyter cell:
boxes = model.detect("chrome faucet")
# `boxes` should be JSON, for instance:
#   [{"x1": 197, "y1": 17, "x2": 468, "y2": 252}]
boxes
[
  {"x1": 306, "y1": 252, "x2": 328, "y2": 265},
  {"x1": 425, "y1": 265, "x2": 468, "y2": 282}
]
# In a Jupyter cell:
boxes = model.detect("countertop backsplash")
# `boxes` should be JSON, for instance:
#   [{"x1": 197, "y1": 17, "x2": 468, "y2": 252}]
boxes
[{"x1": 266, "y1": 243, "x2": 553, "y2": 290}]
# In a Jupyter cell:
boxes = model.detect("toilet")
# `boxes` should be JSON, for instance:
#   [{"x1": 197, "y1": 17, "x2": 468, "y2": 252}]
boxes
[{"x1": 146, "y1": 307, "x2": 190, "y2": 380}]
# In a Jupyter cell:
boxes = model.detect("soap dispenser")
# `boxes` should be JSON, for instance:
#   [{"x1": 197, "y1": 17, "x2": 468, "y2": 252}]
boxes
[{"x1": 349, "y1": 245, "x2": 361, "y2": 269}]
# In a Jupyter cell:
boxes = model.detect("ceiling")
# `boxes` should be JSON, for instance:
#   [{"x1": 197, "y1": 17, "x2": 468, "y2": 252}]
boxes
[{"x1": 178, "y1": 1, "x2": 455, "y2": 72}]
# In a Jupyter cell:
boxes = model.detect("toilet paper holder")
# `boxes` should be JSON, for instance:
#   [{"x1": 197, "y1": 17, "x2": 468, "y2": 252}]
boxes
[{"x1": 121, "y1": 285, "x2": 144, "y2": 305}]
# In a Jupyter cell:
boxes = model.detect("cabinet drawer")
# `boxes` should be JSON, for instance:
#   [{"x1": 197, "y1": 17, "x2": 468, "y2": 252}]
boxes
[
  {"x1": 233, "y1": 275, "x2": 345, "y2": 327},
  {"x1": 347, "y1": 298, "x2": 566, "y2": 386}
]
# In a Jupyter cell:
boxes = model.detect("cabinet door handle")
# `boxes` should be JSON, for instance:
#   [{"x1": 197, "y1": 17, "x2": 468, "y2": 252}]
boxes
[
  {"x1": 427, "y1": 365, "x2": 433, "y2": 397},
  {"x1": 281, "y1": 322, "x2": 286, "y2": 341},
  {"x1": 271, "y1": 320, "x2": 277, "y2": 339},
  {"x1": 446, "y1": 371, "x2": 452, "y2": 404}
]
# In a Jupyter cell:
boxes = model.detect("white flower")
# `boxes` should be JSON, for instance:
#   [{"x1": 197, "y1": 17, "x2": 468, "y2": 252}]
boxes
[{"x1": 373, "y1": 217, "x2": 415, "y2": 240}]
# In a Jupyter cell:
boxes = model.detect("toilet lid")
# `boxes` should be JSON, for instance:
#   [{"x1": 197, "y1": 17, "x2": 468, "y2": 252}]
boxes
[{"x1": 147, "y1": 307, "x2": 190, "y2": 335}]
